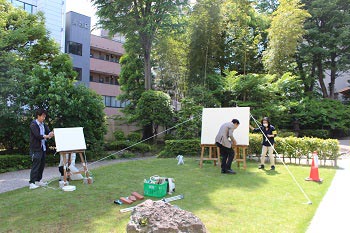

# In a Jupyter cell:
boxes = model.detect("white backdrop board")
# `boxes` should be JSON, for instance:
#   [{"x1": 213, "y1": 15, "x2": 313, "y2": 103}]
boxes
[
  {"x1": 201, "y1": 107, "x2": 250, "y2": 145},
  {"x1": 54, "y1": 127, "x2": 86, "y2": 152}
]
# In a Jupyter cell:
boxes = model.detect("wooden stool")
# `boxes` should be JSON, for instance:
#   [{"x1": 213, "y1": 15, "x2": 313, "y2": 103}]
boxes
[
  {"x1": 233, "y1": 145, "x2": 248, "y2": 169},
  {"x1": 199, "y1": 144, "x2": 221, "y2": 168}
]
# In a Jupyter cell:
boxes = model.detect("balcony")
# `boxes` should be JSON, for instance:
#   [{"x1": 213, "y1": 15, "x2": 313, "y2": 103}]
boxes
[
  {"x1": 90, "y1": 58, "x2": 121, "y2": 75},
  {"x1": 90, "y1": 34, "x2": 125, "y2": 55}
]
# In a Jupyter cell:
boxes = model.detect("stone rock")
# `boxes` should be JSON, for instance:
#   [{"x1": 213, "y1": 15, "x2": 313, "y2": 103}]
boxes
[{"x1": 126, "y1": 199, "x2": 207, "y2": 233}]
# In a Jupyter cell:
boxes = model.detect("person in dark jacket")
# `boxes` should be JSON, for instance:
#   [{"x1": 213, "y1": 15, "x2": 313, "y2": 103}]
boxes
[
  {"x1": 250, "y1": 117, "x2": 277, "y2": 170},
  {"x1": 29, "y1": 108, "x2": 54, "y2": 189}
]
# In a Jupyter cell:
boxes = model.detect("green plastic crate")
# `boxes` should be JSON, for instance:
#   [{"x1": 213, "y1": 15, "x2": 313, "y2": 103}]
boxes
[{"x1": 144, "y1": 181, "x2": 168, "y2": 198}]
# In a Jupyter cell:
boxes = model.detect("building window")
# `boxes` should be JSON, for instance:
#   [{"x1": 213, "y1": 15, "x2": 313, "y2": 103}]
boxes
[
  {"x1": 68, "y1": 41, "x2": 82, "y2": 56},
  {"x1": 102, "y1": 96, "x2": 127, "y2": 108},
  {"x1": 73, "y1": 67, "x2": 82, "y2": 81},
  {"x1": 99, "y1": 76, "x2": 104, "y2": 83},
  {"x1": 89, "y1": 75, "x2": 93, "y2": 82},
  {"x1": 106, "y1": 55, "x2": 109, "y2": 61}
]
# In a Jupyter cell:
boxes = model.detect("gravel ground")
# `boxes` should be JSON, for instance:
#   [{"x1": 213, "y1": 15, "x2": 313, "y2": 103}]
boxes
[{"x1": 0, "y1": 156, "x2": 156, "y2": 194}]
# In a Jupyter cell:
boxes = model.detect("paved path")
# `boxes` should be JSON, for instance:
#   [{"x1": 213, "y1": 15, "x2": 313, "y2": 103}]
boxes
[
  {"x1": 307, "y1": 139, "x2": 350, "y2": 233},
  {"x1": 0, "y1": 156, "x2": 155, "y2": 194}
]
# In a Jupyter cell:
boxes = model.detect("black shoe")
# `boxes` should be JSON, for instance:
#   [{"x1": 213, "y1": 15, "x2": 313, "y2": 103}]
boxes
[
  {"x1": 226, "y1": 169, "x2": 236, "y2": 174},
  {"x1": 270, "y1": 165, "x2": 275, "y2": 171},
  {"x1": 221, "y1": 170, "x2": 226, "y2": 174},
  {"x1": 258, "y1": 164, "x2": 265, "y2": 169}
]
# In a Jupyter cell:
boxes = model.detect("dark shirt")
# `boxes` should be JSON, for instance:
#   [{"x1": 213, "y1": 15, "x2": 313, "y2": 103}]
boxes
[
  {"x1": 29, "y1": 120, "x2": 50, "y2": 152},
  {"x1": 253, "y1": 125, "x2": 277, "y2": 146}
]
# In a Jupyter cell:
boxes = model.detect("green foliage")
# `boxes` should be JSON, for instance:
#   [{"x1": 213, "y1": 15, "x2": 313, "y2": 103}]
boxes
[
  {"x1": 158, "y1": 139, "x2": 201, "y2": 157},
  {"x1": 119, "y1": 152, "x2": 136, "y2": 158},
  {"x1": 250, "y1": 133, "x2": 339, "y2": 163},
  {"x1": 104, "y1": 140, "x2": 151, "y2": 154},
  {"x1": 113, "y1": 129, "x2": 125, "y2": 141},
  {"x1": 294, "y1": 97, "x2": 350, "y2": 131},
  {"x1": 298, "y1": 0, "x2": 350, "y2": 97},
  {"x1": 127, "y1": 132, "x2": 142, "y2": 142},
  {"x1": 263, "y1": 0, "x2": 310, "y2": 75},
  {"x1": 135, "y1": 90, "x2": 174, "y2": 131},
  {"x1": 0, "y1": 154, "x2": 59, "y2": 173},
  {"x1": 222, "y1": 0, "x2": 269, "y2": 74},
  {"x1": 0, "y1": 2, "x2": 107, "y2": 153},
  {"x1": 187, "y1": 0, "x2": 223, "y2": 84},
  {"x1": 174, "y1": 98, "x2": 203, "y2": 139},
  {"x1": 94, "y1": 0, "x2": 188, "y2": 89},
  {"x1": 117, "y1": 50, "x2": 145, "y2": 116},
  {"x1": 299, "y1": 130, "x2": 330, "y2": 139}
]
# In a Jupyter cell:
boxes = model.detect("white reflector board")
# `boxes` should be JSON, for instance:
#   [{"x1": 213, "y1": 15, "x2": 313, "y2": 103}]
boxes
[
  {"x1": 201, "y1": 107, "x2": 250, "y2": 145},
  {"x1": 54, "y1": 127, "x2": 86, "y2": 152}
]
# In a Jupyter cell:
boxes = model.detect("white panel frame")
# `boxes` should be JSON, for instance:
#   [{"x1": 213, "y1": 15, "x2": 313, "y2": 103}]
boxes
[
  {"x1": 54, "y1": 127, "x2": 87, "y2": 152},
  {"x1": 201, "y1": 107, "x2": 250, "y2": 145}
]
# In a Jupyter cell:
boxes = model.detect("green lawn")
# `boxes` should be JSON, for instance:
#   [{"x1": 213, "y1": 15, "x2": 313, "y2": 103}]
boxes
[{"x1": 0, "y1": 158, "x2": 336, "y2": 233}]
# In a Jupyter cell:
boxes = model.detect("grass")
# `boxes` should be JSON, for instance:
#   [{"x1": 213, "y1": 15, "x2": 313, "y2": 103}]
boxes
[{"x1": 0, "y1": 157, "x2": 336, "y2": 233}]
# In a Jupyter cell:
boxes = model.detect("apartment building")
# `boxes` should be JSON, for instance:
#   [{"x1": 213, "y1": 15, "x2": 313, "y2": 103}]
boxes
[
  {"x1": 8, "y1": 0, "x2": 66, "y2": 52},
  {"x1": 65, "y1": 11, "x2": 125, "y2": 117},
  {"x1": 90, "y1": 34, "x2": 125, "y2": 116}
]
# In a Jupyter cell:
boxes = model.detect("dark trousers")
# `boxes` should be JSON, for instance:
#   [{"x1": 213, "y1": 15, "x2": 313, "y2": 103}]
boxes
[
  {"x1": 216, "y1": 143, "x2": 234, "y2": 171},
  {"x1": 29, "y1": 150, "x2": 46, "y2": 184}
]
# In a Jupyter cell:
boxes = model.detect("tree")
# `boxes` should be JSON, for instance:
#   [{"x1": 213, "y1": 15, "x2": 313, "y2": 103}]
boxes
[
  {"x1": 263, "y1": 0, "x2": 310, "y2": 76},
  {"x1": 298, "y1": 0, "x2": 350, "y2": 98},
  {"x1": 93, "y1": 0, "x2": 188, "y2": 90},
  {"x1": 134, "y1": 90, "x2": 174, "y2": 139},
  {"x1": 187, "y1": 0, "x2": 223, "y2": 85},
  {"x1": 0, "y1": 1, "x2": 106, "y2": 152},
  {"x1": 222, "y1": 0, "x2": 268, "y2": 75},
  {"x1": 153, "y1": 25, "x2": 188, "y2": 102},
  {"x1": 117, "y1": 39, "x2": 145, "y2": 117}
]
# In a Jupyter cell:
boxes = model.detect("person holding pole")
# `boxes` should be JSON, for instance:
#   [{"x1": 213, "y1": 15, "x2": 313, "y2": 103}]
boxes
[
  {"x1": 250, "y1": 117, "x2": 277, "y2": 170},
  {"x1": 29, "y1": 108, "x2": 54, "y2": 189},
  {"x1": 215, "y1": 119, "x2": 240, "y2": 174}
]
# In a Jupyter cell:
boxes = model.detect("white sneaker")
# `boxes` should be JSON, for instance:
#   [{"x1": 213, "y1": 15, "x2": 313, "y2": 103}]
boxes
[
  {"x1": 35, "y1": 181, "x2": 48, "y2": 187},
  {"x1": 29, "y1": 183, "x2": 40, "y2": 190}
]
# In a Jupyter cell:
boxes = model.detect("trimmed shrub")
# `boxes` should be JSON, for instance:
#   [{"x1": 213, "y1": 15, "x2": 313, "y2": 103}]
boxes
[
  {"x1": 127, "y1": 132, "x2": 142, "y2": 142},
  {"x1": 0, "y1": 154, "x2": 60, "y2": 173},
  {"x1": 129, "y1": 143, "x2": 152, "y2": 153},
  {"x1": 104, "y1": 140, "x2": 152, "y2": 155},
  {"x1": 158, "y1": 139, "x2": 201, "y2": 158},
  {"x1": 104, "y1": 141, "x2": 132, "y2": 151},
  {"x1": 113, "y1": 129, "x2": 125, "y2": 141}
]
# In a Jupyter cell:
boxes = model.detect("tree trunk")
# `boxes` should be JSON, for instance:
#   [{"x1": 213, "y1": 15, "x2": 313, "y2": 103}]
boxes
[
  {"x1": 329, "y1": 52, "x2": 337, "y2": 99},
  {"x1": 317, "y1": 60, "x2": 328, "y2": 98},
  {"x1": 142, "y1": 123, "x2": 153, "y2": 140},
  {"x1": 142, "y1": 35, "x2": 152, "y2": 90}
]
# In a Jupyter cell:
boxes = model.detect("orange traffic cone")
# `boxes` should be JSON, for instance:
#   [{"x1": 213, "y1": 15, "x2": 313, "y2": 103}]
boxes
[{"x1": 305, "y1": 151, "x2": 323, "y2": 182}]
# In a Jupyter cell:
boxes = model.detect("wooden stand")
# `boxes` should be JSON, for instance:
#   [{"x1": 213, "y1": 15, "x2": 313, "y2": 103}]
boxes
[
  {"x1": 199, "y1": 144, "x2": 221, "y2": 168},
  {"x1": 60, "y1": 150, "x2": 91, "y2": 184},
  {"x1": 233, "y1": 145, "x2": 248, "y2": 169}
]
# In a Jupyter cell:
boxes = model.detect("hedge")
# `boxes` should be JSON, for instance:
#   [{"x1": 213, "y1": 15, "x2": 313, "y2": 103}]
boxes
[
  {"x1": 159, "y1": 135, "x2": 339, "y2": 166},
  {"x1": 248, "y1": 134, "x2": 339, "y2": 165},
  {"x1": 104, "y1": 140, "x2": 152, "y2": 154},
  {"x1": 157, "y1": 139, "x2": 201, "y2": 158},
  {"x1": 0, "y1": 154, "x2": 60, "y2": 173}
]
